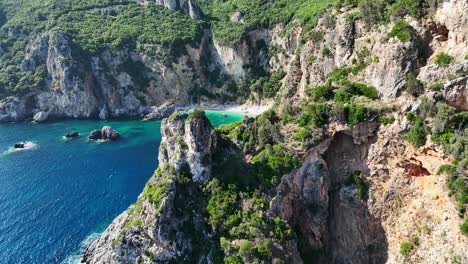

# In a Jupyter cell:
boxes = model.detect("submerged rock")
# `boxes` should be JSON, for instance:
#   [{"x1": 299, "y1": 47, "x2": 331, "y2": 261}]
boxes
[{"x1": 65, "y1": 132, "x2": 80, "y2": 139}]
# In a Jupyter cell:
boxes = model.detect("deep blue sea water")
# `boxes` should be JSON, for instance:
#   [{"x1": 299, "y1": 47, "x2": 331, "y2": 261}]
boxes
[{"x1": 0, "y1": 111, "x2": 243, "y2": 264}]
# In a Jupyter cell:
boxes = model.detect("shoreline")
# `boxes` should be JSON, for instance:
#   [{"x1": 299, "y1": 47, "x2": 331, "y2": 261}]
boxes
[
  {"x1": 176, "y1": 103, "x2": 272, "y2": 117},
  {"x1": 0, "y1": 103, "x2": 271, "y2": 125}
]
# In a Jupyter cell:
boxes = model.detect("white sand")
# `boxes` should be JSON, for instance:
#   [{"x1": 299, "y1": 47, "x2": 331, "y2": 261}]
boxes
[{"x1": 176, "y1": 102, "x2": 273, "y2": 116}]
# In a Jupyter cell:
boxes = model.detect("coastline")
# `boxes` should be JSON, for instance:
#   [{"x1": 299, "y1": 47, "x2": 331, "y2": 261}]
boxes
[{"x1": 176, "y1": 103, "x2": 272, "y2": 117}]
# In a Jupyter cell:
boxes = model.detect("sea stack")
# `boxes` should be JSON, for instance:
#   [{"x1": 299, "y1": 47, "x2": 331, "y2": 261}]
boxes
[{"x1": 88, "y1": 126, "x2": 120, "y2": 141}]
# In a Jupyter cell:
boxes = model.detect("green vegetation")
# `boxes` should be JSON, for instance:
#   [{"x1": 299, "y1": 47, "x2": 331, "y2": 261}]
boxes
[
  {"x1": 347, "y1": 82, "x2": 379, "y2": 99},
  {"x1": 143, "y1": 179, "x2": 171, "y2": 210},
  {"x1": 306, "y1": 85, "x2": 333, "y2": 102},
  {"x1": 0, "y1": 1, "x2": 203, "y2": 95},
  {"x1": 378, "y1": 116, "x2": 396, "y2": 125},
  {"x1": 187, "y1": 109, "x2": 209, "y2": 122},
  {"x1": 205, "y1": 178, "x2": 293, "y2": 263},
  {"x1": 334, "y1": 89, "x2": 353, "y2": 103},
  {"x1": 400, "y1": 241, "x2": 412, "y2": 256},
  {"x1": 461, "y1": 218, "x2": 468, "y2": 236},
  {"x1": 251, "y1": 71, "x2": 287, "y2": 98},
  {"x1": 352, "y1": 171, "x2": 368, "y2": 200},
  {"x1": 406, "y1": 116, "x2": 427, "y2": 147},
  {"x1": 435, "y1": 52, "x2": 453, "y2": 67},
  {"x1": 252, "y1": 144, "x2": 301, "y2": 186},
  {"x1": 198, "y1": 0, "x2": 332, "y2": 45},
  {"x1": 405, "y1": 72, "x2": 424, "y2": 97},
  {"x1": 388, "y1": 19, "x2": 413, "y2": 42}
]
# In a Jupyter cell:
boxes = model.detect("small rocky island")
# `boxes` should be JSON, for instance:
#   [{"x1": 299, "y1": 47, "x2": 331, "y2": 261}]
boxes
[
  {"x1": 88, "y1": 126, "x2": 121, "y2": 141},
  {"x1": 14, "y1": 142, "x2": 25, "y2": 149}
]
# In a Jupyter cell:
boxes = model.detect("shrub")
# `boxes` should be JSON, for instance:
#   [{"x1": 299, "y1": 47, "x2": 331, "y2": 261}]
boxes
[
  {"x1": 347, "y1": 82, "x2": 379, "y2": 99},
  {"x1": 406, "y1": 116, "x2": 427, "y2": 147},
  {"x1": 346, "y1": 104, "x2": 371, "y2": 127},
  {"x1": 239, "y1": 240, "x2": 254, "y2": 257},
  {"x1": 406, "y1": 112, "x2": 415, "y2": 122},
  {"x1": 400, "y1": 241, "x2": 413, "y2": 256},
  {"x1": 429, "y1": 82, "x2": 444, "y2": 91},
  {"x1": 293, "y1": 127, "x2": 311, "y2": 142},
  {"x1": 187, "y1": 109, "x2": 207, "y2": 121},
  {"x1": 418, "y1": 96, "x2": 436, "y2": 119},
  {"x1": 405, "y1": 72, "x2": 424, "y2": 97},
  {"x1": 378, "y1": 116, "x2": 396, "y2": 125},
  {"x1": 435, "y1": 52, "x2": 453, "y2": 67},
  {"x1": 432, "y1": 102, "x2": 455, "y2": 134},
  {"x1": 358, "y1": 0, "x2": 387, "y2": 25},
  {"x1": 299, "y1": 103, "x2": 330, "y2": 127},
  {"x1": 461, "y1": 218, "x2": 468, "y2": 236},
  {"x1": 330, "y1": 67, "x2": 350, "y2": 85},
  {"x1": 306, "y1": 85, "x2": 333, "y2": 102},
  {"x1": 388, "y1": 19, "x2": 413, "y2": 42},
  {"x1": 334, "y1": 89, "x2": 353, "y2": 103},
  {"x1": 352, "y1": 171, "x2": 368, "y2": 200},
  {"x1": 252, "y1": 144, "x2": 301, "y2": 186},
  {"x1": 322, "y1": 47, "x2": 332, "y2": 57},
  {"x1": 390, "y1": 0, "x2": 424, "y2": 17},
  {"x1": 263, "y1": 71, "x2": 287, "y2": 98},
  {"x1": 143, "y1": 180, "x2": 171, "y2": 210}
]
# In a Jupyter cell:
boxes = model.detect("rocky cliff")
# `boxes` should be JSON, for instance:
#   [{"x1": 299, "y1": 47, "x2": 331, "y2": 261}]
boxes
[{"x1": 83, "y1": 112, "x2": 220, "y2": 263}]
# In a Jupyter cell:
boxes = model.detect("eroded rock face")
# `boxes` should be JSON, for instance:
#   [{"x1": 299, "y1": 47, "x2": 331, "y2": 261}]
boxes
[
  {"x1": 271, "y1": 123, "x2": 387, "y2": 263},
  {"x1": 159, "y1": 113, "x2": 218, "y2": 182},
  {"x1": 83, "y1": 113, "x2": 219, "y2": 263}
]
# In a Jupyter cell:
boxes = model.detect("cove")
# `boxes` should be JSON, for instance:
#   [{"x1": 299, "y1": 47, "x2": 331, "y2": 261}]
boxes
[{"x1": 0, "y1": 111, "x2": 243, "y2": 264}]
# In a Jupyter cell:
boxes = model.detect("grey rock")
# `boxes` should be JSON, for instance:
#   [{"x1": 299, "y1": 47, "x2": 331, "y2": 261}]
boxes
[
  {"x1": 65, "y1": 132, "x2": 80, "y2": 139},
  {"x1": 443, "y1": 76, "x2": 467, "y2": 111},
  {"x1": 88, "y1": 129, "x2": 102, "y2": 140},
  {"x1": 98, "y1": 106, "x2": 109, "y2": 120},
  {"x1": 101, "y1": 126, "x2": 121, "y2": 140},
  {"x1": 143, "y1": 102, "x2": 176, "y2": 121},
  {"x1": 33, "y1": 111, "x2": 48, "y2": 123}
]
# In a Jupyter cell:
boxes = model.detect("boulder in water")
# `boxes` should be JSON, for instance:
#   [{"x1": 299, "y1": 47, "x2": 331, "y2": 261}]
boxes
[
  {"x1": 88, "y1": 129, "x2": 102, "y2": 140},
  {"x1": 101, "y1": 126, "x2": 120, "y2": 140},
  {"x1": 65, "y1": 132, "x2": 80, "y2": 139},
  {"x1": 88, "y1": 127, "x2": 120, "y2": 141},
  {"x1": 14, "y1": 143, "x2": 25, "y2": 149}
]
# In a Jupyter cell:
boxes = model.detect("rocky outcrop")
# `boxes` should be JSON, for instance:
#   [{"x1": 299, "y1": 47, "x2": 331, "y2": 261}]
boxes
[
  {"x1": 139, "y1": 0, "x2": 201, "y2": 19},
  {"x1": 83, "y1": 112, "x2": 220, "y2": 263},
  {"x1": 33, "y1": 111, "x2": 48, "y2": 122},
  {"x1": 88, "y1": 126, "x2": 121, "y2": 141},
  {"x1": 159, "y1": 112, "x2": 218, "y2": 182},
  {"x1": 143, "y1": 101, "x2": 176, "y2": 121},
  {"x1": 271, "y1": 123, "x2": 388, "y2": 263}
]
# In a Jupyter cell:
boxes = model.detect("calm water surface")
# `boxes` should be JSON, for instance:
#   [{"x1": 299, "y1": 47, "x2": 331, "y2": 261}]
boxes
[{"x1": 0, "y1": 111, "x2": 243, "y2": 263}]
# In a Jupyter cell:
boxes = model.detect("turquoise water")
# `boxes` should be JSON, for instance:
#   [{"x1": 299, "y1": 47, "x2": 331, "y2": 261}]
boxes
[{"x1": 0, "y1": 111, "x2": 243, "y2": 264}]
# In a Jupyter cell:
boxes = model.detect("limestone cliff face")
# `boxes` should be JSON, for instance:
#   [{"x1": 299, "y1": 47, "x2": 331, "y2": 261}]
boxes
[{"x1": 83, "y1": 113, "x2": 219, "y2": 263}]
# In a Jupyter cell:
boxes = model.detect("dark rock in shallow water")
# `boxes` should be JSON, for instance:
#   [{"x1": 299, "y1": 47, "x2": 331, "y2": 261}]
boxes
[
  {"x1": 88, "y1": 127, "x2": 120, "y2": 141},
  {"x1": 101, "y1": 126, "x2": 120, "y2": 140},
  {"x1": 14, "y1": 143, "x2": 25, "y2": 149},
  {"x1": 88, "y1": 129, "x2": 102, "y2": 140},
  {"x1": 65, "y1": 132, "x2": 80, "y2": 139}
]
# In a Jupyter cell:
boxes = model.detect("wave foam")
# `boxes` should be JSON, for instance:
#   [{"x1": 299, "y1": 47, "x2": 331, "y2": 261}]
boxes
[{"x1": 3, "y1": 142, "x2": 37, "y2": 155}]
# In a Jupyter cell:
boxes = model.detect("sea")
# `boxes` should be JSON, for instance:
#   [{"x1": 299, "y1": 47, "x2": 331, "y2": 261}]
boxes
[{"x1": 0, "y1": 111, "x2": 243, "y2": 264}]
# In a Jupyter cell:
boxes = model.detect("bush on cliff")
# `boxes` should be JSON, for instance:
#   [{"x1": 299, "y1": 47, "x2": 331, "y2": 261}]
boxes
[{"x1": 406, "y1": 116, "x2": 427, "y2": 147}]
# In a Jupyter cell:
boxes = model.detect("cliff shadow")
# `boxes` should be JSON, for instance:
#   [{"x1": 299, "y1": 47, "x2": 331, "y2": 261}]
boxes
[{"x1": 323, "y1": 129, "x2": 388, "y2": 264}]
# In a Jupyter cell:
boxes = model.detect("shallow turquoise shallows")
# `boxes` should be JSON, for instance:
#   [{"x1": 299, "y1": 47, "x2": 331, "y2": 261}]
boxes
[{"x1": 0, "y1": 111, "x2": 243, "y2": 264}]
